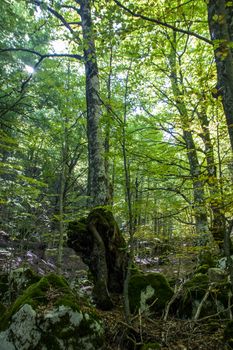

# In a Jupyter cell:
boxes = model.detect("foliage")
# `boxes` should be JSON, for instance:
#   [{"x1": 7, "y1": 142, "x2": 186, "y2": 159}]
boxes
[{"x1": 0, "y1": 0, "x2": 233, "y2": 255}]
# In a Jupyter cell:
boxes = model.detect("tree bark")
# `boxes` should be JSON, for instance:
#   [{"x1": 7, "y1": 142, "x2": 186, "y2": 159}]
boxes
[
  {"x1": 67, "y1": 208, "x2": 128, "y2": 309},
  {"x1": 207, "y1": 0, "x2": 233, "y2": 151},
  {"x1": 79, "y1": 0, "x2": 109, "y2": 206},
  {"x1": 168, "y1": 34, "x2": 209, "y2": 238},
  {"x1": 197, "y1": 107, "x2": 226, "y2": 249}
]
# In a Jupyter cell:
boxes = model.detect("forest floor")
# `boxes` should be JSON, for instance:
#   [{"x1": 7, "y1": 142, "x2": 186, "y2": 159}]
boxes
[
  {"x1": 0, "y1": 235, "x2": 229, "y2": 349},
  {"x1": 100, "y1": 305, "x2": 226, "y2": 350},
  {"x1": 98, "y1": 243, "x2": 227, "y2": 350}
]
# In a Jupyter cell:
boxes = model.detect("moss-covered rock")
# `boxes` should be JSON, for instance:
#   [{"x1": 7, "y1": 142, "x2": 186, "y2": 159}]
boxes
[
  {"x1": 128, "y1": 272, "x2": 173, "y2": 315},
  {"x1": 0, "y1": 268, "x2": 40, "y2": 306},
  {"x1": 0, "y1": 273, "x2": 104, "y2": 350},
  {"x1": 184, "y1": 273, "x2": 209, "y2": 298},
  {"x1": 198, "y1": 250, "x2": 216, "y2": 267},
  {"x1": 9, "y1": 267, "x2": 40, "y2": 299},
  {"x1": 194, "y1": 264, "x2": 209, "y2": 274},
  {"x1": 208, "y1": 267, "x2": 227, "y2": 283},
  {"x1": 177, "y1": 272, "x2": 231, "y2": 319}
]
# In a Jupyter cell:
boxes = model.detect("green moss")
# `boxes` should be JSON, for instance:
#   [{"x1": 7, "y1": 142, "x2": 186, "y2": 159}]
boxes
[
  {"x1": 0, "y1": 273, "x2": 104, "y2": 350},
  {"x1": 36, "y1": 307, "x2": 103, "y2": 349},
  {"x1": 0, "y1": 302, "x2": 6, "y2": 314},
  {"x1": 198, "y1": 250, "x2": 216, "y2": 267},
  {"x1": 54, "y1": 294, "x2": 80, "y2": 312},
  {"x1": 0, "y1": 273, "x2": 77, "y2": 330},
  {"x1": 184, "y1": 273, "x2": 209, "y2": 294},
  {"x1": 194, "y1": 264, "x2": 209, "y2": 274},
  {"x1": 129, "y1": 273, "x2": 173, "y2": 314},
  {"x1": 67, "y1": 217, "x2": 93, "y2": 253}
]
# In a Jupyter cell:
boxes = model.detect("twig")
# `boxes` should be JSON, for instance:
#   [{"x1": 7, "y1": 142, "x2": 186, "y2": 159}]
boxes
[
  {"x1": 194, "y1": 286, "x2": 211, "y2": 320},
  {"x1": 164, "y1": 283, "x2": 183, "y2": 321}
]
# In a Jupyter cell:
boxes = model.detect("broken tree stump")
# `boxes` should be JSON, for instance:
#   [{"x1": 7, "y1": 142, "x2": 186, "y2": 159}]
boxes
[{"x1": 67, "y1": 208, "x2": 129, "y2": 310}]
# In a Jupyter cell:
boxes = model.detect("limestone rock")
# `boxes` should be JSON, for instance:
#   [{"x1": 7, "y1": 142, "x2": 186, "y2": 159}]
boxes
[{"x1": 0, "y1": 273, "x2": 104, "y2": 350}]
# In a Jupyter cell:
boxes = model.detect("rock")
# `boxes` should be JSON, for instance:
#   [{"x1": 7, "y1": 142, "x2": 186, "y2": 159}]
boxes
[
  {"x1": 128, "y1": 272, "x2": 173, "y2": 315},
  {"x1": 218, "y1": 256, "x2": 233, "y2": 270},
  {"x1": 194, "y1": 264, "x2": 209, "y2": 274},
  {"x1": 0, "y1": 268, "x2": 40, "y2": 305},
  {"x1": 198, "y1": 250, "x2": 216, "y2": 267},
  {"x1": 208, "y1": 267, "x2": 227, "y2": 282},
  {"x1": 9, "y1": 268, "x2": 40, "y2": 298},
  {"x1": 0, "y1": 273, "x2": 104, "y2": 350},
  {"x1": 177, "y1": 272, "x2": 231, "y2": 319}
]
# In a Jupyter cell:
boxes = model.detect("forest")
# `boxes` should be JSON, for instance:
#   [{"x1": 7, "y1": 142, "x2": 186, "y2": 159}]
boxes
[{"x1": 1, "y1": 0, "x2": 233, "y2": 349}]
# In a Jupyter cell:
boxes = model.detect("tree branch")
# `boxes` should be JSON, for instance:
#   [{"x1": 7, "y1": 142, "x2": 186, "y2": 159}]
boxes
[
  {"x1": 34, "y1": 0, "x2": 74, "y2": 34},
  {"x1": 0, "y1": 48, "x2": 83, "y2": 61},
  {"x1": 0, "y1": 48, "x2": 83, "y2": 92},
  {"x1": 113, "y1": 0, "x2": 212, "y2": 45}
]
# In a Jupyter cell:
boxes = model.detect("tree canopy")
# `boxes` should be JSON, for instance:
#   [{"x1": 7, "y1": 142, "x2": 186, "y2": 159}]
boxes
[{"x1": 1, "y1": 0, "x2": 233, "y2": 251}]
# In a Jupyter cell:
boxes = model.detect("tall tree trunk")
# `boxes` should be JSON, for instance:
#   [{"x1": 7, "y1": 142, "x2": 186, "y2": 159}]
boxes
[
  {"x1": 197, "y1": 107, "x2": 226, "y2": 249},
  {"x1": 80, "y1": 0, "x2": 109, "y2": 207},
  {"x1": 207, "y1": 0, "x2": 233, "y2": 151},
  {"x1": 121, "y1": 62, "x2": 134, "y2": 323},
  {"x1": 104, "y1": 45, "x2": 114, "y2": 205},
  {"x1": 168, "y1": 34, "x2": 209, "y2": 238},
  {"x1": 57, "y1": 119, "x2": 68, "y2": 273}
]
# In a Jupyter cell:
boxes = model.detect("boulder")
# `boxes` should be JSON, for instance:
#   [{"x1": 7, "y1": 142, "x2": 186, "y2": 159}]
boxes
[
  {"x1": 128, "y1": 272, "x2": 173, "y2": 315},
  {"x1": 0, "y1": 273, "x2": 104, "y2": 350},
  {"x1": 208, "y1": 267, "x2": 227, "y2": 283},
  {"x1": 198, "y1": 250, "x2": 216, "y2": 267},
  {"x1": 0, "y1": 268, "x2": 40, "y2": 305},
  {"x1": 218, "y1": 256, "x2": 233, "y2": 270},
  {"x1": 177, "y1": 272, "x2": 231, "y2": 319}
]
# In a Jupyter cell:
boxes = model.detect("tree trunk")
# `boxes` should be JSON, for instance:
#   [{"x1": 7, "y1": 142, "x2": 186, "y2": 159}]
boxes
[
  {"x1": 80, "y1": 0, "x2": 109, "y2": 206},
  {"x1": 207, "y1": 0, "x2": 233, "y2": 151},
  {"x1": 67, "y1": 208, "x2": 128, "y2": 310},
  {"x1": 197, "y1": 107, "x2": 226, "y2": 249},
  {"x1": 168, "y1": 34, "x2": 209, "y2": 238}
]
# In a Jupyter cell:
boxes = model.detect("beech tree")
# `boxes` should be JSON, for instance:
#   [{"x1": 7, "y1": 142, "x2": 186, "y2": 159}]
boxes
[
  {"x1": 207, "y1": 0, "x2": 233, "y2": 151},
  {"x1": 1, "y1": 0, "x2": 233, "y2": 264}
]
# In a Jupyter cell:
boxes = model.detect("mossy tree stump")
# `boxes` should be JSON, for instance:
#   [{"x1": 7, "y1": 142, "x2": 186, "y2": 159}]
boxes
[{"x1": 67, "y1": 208, "x2": 128, "y2": 310}]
